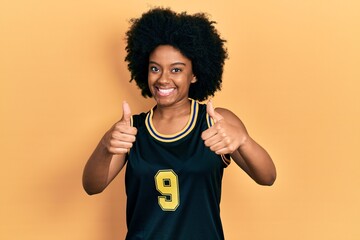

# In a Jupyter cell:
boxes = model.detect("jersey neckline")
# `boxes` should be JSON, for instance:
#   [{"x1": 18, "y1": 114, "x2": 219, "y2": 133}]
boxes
[{"x1": 145, "y1": 99, "x2": 199, "y2": 142}]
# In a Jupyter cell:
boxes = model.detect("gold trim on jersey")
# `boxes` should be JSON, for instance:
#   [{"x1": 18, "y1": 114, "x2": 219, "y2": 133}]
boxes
[
  {"x1": 206, "y1": 112, "x2": 214, "y2": 128},
  {"x1": 221, "y1": 154, "x2": 231, "y2": 167},
  {"x1": 206, "y1": 107, "x2": 231, "y2": 167},
  {"x1": 130, "y1": 115, "x2": 133, "y2": 127},
  {"x1": 145, "y1": 99, "x2": 199, "y2": 142}
]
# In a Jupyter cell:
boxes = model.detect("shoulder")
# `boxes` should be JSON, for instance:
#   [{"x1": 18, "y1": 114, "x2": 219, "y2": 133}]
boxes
[
  {"x1": 214, "y1": 107, "x2": 245, "y2": 127},
  {"x1": 215, "y1": 107, "x2": 238, "y2": 120},
  {"x1": 131, "y1": 112, "x2": 148, "y2": 128}
]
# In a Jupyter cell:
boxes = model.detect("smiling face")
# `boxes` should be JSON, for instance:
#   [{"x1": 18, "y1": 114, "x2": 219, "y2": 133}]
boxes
[{"x1": 148, "y1": 45, "x2": 196, "y2": 107}]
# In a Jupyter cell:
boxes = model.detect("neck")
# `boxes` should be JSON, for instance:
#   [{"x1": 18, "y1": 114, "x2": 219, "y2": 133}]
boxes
[{"x1": 154, "y1": 99, "x2": 192, "y2": 120}]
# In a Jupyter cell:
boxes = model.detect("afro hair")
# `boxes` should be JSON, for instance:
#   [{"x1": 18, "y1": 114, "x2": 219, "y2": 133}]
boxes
[{"x1": 125, "y1": 7, "x2": 228, "y2": 101}]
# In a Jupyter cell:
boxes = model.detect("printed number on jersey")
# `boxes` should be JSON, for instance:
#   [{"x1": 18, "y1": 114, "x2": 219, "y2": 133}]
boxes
[{"x1": 154, "y1": 170, "x2": 180, "y2": 211}]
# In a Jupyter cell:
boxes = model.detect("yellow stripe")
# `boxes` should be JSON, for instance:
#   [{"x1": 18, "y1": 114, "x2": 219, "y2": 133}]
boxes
[
  {"x1": 206, "y1": 112, "x2": 214, "y2": 128},
  {"x1": 221, "y1": 154, "x2": 231, "y2": 166},
  {"x1": 145, "y1": 99, "x2": 199, "y2": 142}
]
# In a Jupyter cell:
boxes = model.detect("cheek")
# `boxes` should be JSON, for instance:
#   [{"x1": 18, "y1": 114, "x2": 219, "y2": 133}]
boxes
[
  {"x1": 147, "y1": 74, "x2": 155, "y2": 85},
  {"x1": 147, "y1": 77, "x2": 154, "y2": 92}
]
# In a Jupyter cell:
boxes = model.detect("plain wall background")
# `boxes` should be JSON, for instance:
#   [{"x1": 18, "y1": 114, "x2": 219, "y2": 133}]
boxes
[{"x1": 1, "y1": 0, "x2": 359, "y2": 239}]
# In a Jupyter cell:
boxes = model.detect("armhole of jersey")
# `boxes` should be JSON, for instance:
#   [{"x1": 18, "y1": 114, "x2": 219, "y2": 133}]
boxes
[
  {"x1": 221, "y1": 154, "x2": 231, "y2": 168},
  {"x1": 206, "y1": 112, "x2": 214, "y2": 128},
  {"x1": 130, "y1": 115, "x2": 134, "y2": 127},
  {"x1": 206, "y1": 110, "x2": 231, "y2": 168},
  {"x1": 127, "y1": 115, "x2": 134, "y2": 161}
]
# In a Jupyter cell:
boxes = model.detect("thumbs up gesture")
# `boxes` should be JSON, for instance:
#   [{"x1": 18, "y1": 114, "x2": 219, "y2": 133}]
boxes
[
  {"x1": 103, "y1": 101, "x2": 138, "y2": 154},
  {"x1": 201, "y1": 100, "x2": 248, "y2": 155}
]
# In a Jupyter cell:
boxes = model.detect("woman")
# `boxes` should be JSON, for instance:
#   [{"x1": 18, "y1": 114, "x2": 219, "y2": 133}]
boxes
[{"x1": 83, "y1": 7, "x2": 276, "y2": 240}]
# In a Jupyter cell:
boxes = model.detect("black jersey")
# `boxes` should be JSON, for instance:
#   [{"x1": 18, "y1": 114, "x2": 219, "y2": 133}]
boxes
[{"x1": 125, "y1": 99, "x2": 230, "y2": 240}]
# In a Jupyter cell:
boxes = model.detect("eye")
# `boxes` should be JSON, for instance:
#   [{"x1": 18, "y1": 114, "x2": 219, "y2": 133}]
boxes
[
  {"x1": 171, "y1": 68, "x2": 182, "y2": 73},
  {"x1": 150, "y1": 66, "x2": 160, "y2": 72}
]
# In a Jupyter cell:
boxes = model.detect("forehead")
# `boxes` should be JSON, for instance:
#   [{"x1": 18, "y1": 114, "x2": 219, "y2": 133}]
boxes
[{"x1": 149, "y1": 45, "x2": 191, "y2": 65}]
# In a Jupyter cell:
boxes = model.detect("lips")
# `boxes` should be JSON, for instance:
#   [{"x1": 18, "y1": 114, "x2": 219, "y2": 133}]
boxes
[{"x1": 156, "y1": 87, "x2": 175, "y2": 96}]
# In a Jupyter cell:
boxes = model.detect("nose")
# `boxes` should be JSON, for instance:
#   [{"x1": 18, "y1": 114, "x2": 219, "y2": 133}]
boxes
[{"x1": 157, "y1": 71, "x2": 170, "y2": 84}]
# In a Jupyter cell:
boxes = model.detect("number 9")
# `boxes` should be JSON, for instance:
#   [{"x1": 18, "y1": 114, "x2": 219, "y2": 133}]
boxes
[{"x1": 154, "y1": 169, "x2": 180, "y2": 211}]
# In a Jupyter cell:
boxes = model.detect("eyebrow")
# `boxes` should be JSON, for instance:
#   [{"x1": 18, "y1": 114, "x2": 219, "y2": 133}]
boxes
[{"x1": 149, "y1": 61, "x2": 186, "y2": 66}]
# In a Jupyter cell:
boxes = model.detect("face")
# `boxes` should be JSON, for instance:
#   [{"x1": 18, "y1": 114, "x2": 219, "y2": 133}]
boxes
[{"x1": 148, "y1": 45, "x2": 196, "y2": 107}]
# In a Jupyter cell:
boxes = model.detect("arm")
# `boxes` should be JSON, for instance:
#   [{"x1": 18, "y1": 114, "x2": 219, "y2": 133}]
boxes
[
  {"x1": 82, "y1": 139, "x2": 127, "y2": 195},
  {"x1": 201, "y1": 101, "x2": 276, "y2": 186},
  {"x1": 82, "y1": 101, "x2": 137, "y2": 195}
]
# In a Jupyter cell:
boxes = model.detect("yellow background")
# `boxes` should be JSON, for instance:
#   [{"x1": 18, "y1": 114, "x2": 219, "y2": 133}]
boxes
[{"x1": 1, "y1": 0, "x2": 359, "y2": 239}]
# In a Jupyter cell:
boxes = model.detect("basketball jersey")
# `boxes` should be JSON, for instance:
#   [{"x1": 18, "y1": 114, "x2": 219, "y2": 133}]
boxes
[{"x1": 125, "y1": 99, "x2": 231, "y2": 240}]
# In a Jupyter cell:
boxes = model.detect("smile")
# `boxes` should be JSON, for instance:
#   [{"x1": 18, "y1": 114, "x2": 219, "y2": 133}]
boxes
[{"x1": 156, "y1": 87, "x2": 175, "y2": 96}]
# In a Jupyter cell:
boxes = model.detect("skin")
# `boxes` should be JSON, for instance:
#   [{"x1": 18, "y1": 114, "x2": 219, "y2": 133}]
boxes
[
  {"x1": 202, "y1": 101, "x2": 276, "y2": 185},
  {"x1": 82, "y1": 45, "x2": 276, "y2": 195}
]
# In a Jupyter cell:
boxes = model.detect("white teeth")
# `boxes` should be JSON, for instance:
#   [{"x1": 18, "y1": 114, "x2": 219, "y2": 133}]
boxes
[{"x1": 158, "y1": 88, "x2": 174, "y2": 94}]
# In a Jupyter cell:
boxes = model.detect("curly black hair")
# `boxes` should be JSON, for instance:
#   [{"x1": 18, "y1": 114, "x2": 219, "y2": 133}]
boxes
[{"x1": 125, "y1": 7, "x2": 228, "y2": 101}]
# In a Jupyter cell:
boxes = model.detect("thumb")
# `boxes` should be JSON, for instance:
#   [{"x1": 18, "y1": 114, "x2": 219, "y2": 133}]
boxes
[
  {"x1": 207, "y1": 100, "x2": 223, "y2": 123},
  {"x1": 121, "y1": 100, "x2": 132, "y2": 125}
]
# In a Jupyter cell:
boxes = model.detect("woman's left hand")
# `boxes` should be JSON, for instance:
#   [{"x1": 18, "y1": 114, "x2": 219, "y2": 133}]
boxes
[{"x1": 201, "y1": 101, "x2": 248, "y2": 155}]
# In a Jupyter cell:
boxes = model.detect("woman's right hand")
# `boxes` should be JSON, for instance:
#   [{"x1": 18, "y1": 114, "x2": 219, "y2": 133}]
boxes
[{"x1": 102, "y1": 101, "x2": 138, "y2": 154}]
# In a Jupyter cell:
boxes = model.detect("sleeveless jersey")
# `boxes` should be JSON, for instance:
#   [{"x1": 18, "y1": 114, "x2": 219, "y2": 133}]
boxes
[{"x1": 125, "y1": 99, "x2": 231, "y2": 240}]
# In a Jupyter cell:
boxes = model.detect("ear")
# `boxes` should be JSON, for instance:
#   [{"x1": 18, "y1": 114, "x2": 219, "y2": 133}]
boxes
[{"x1": 191, "y1": 75, "x2": 197, "y2": 83}]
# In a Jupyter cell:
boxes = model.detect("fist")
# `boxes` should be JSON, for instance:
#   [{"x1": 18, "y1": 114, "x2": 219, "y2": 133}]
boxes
[
  {"x1": 201, "y1": 101, "x2": 242, "y2": 155},
  {"x1": 103, "y1": 101, "x2": 137, "y2": 154}
]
